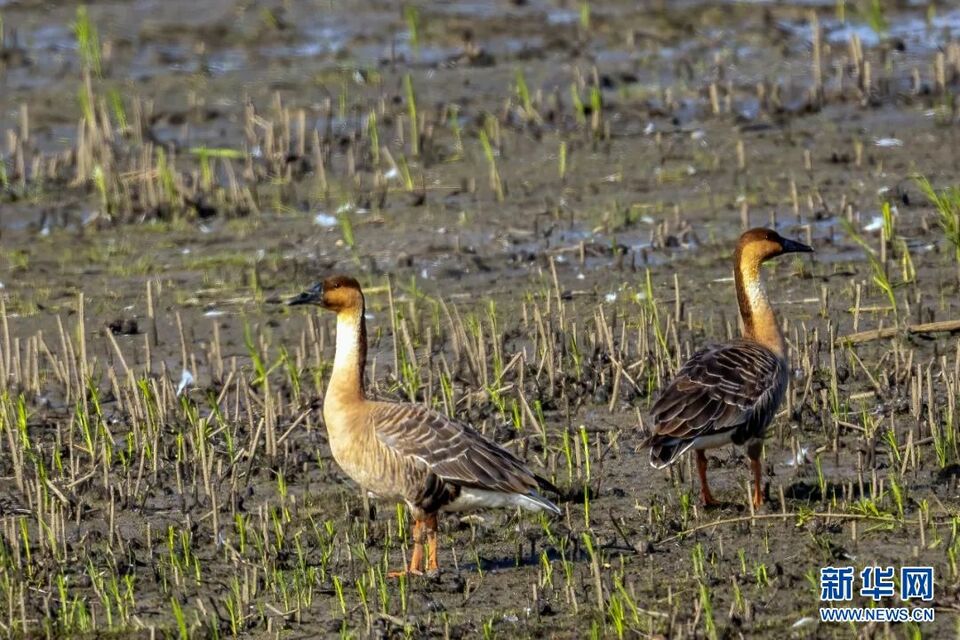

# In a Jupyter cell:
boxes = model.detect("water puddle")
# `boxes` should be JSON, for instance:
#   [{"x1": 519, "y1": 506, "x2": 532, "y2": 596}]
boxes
[{"x1": 786, "y1": 8, "x2": 960, "y2": 53}]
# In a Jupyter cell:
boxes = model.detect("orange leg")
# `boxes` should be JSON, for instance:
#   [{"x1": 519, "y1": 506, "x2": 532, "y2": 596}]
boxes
[
  {"x1": 696, "y1": 450, "x2": 718, "y2": 507},
  {"x1": 425, "y1": 513, "x2": 440, "y2": 574},
  {"x1": 388, "y1": 518, "x2": 425, "y2": 577},
  {"x1": 750, "y1": 456, "x2": 764, "y2": 507}
]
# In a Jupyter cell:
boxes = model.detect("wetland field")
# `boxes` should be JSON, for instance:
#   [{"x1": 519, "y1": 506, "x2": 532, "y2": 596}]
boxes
[{"x1": 3, "y1": 0, "x2": 960, "y2": 637}]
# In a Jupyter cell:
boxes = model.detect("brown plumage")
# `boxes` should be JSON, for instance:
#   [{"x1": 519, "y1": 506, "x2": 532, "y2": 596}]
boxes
[
  {"x1": 642, "y1": 228, "x2": 813, "y2": 507},
  {"x1": 288, "y1": 276, "x2": 559, "y2": 576}
]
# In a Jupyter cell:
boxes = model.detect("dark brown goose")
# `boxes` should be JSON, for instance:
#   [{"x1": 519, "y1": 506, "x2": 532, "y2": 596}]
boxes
[
  {"x1": 642, "y1": 228, "x2": 813, "y2": 507},
  {"x1": 289, "y1": 276, "x2": 559, "y2": 575}
]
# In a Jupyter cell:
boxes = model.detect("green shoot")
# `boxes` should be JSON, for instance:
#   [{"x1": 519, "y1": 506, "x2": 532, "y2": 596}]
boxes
[{"x1": 73, "y1": 6, "x2": 102, "y2": 77}]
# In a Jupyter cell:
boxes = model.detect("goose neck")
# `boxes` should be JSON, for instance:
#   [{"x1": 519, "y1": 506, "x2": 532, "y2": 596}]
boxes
[
  {"x1": 734, "y1": 254, "x2": 785, "y2": 357},
  {"x1": 329, "y1": 305, "x2": 367, "y2": 403}
]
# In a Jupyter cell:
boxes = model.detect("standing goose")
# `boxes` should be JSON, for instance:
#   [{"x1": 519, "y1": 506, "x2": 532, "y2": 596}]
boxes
[
  {"x1": 288, "y1": 275, "x2": 560, "y2": 575},
  {"x1": 642, "y1": 228, "x2": 813, "y2": 507}
]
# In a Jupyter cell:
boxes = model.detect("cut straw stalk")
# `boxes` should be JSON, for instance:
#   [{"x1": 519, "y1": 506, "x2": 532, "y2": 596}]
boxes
[{"x1": 838, "y1": 319, "x2": 960, "y2": 345}]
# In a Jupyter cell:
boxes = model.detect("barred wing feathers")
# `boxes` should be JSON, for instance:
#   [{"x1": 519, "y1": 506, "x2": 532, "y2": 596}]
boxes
[
  {"x1": 645, "y1": 340, "x2": 786, "y2": 467},
  {"x1": 370, "y1": 402, "x2": 560, "y2": 514}
]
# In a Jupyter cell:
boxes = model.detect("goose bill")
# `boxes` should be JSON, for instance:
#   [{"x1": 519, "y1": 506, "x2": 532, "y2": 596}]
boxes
[
  {"x1": 780, "y1": 238, "x2": 814, "y2": 254},
  {"x1": 287, "y1": 283, "x2": 324, "y2": 306}
]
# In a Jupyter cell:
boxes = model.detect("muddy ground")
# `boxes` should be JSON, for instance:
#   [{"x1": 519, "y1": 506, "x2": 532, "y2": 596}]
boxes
[{"x1": 2, "y1": 0, "x2": 960, "y2": 638}]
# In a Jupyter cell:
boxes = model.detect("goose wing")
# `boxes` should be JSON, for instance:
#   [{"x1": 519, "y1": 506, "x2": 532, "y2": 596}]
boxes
[
  {"x1": 370, "y1": 401, "x2": 558, "y2": 504},
  {"x1": 644, "y1": 340, "x2": 786, "y2": 467}
]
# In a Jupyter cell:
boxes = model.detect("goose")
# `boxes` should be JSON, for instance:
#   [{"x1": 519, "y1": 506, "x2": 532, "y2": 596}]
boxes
[
  {"x1": 642, "y1": 228, "x2": 813, "y2": 507},
  {"x1": 288, "y1": 275, "x2": 560, "y2": 575}
]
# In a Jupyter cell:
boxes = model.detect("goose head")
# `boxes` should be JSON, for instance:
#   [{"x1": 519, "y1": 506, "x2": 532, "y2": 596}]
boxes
[
  {"x1": 288, "y1": 275, "x2": 363, "y2": 313},
  {"x1": 736, "y1": 228, "x2": 813, "y2": 265}
]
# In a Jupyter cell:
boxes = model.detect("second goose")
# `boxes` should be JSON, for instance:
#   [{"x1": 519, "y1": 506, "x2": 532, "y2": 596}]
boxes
[
  {"x1": 642, "y1": 228, "x2": 813, "y2": 507},
  {"x1": 289, "y1": 275, "x2": 560, "y2": 575}
]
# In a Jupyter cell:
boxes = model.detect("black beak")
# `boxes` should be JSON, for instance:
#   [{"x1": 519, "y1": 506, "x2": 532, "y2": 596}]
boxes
[
  {"x1": 781, "y1": 237, "x2": 814, "y2": 254},
  {"x1": 287, "y1": 282, "x2": 324, "y2": 306}
]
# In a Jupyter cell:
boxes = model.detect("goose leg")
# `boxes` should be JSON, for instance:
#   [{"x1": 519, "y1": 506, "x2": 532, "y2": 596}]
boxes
[
  {"x1": 749, "y1": 455, "x2": 764, "y2": 507},
  {"x1": 696, "y1": 450, "x2": 718, "y2": 506},
  {"x1": 389, "y1": 518, "x2": 425, "y2": 577},
  {"x1": 425, "y1": 513, "x2": 440, "y2": 574},
  {"x1": 747, "y1": 441, "x2": 764, "y2": 507}
]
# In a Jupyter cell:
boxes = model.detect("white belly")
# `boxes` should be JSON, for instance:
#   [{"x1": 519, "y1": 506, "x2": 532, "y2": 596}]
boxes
[
  {"x1": 691, "y1": 430, "x2": 736, "y2": 450},
  {"x1": 444, "y1": 488, "x2": 547, "y2": 513}
]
